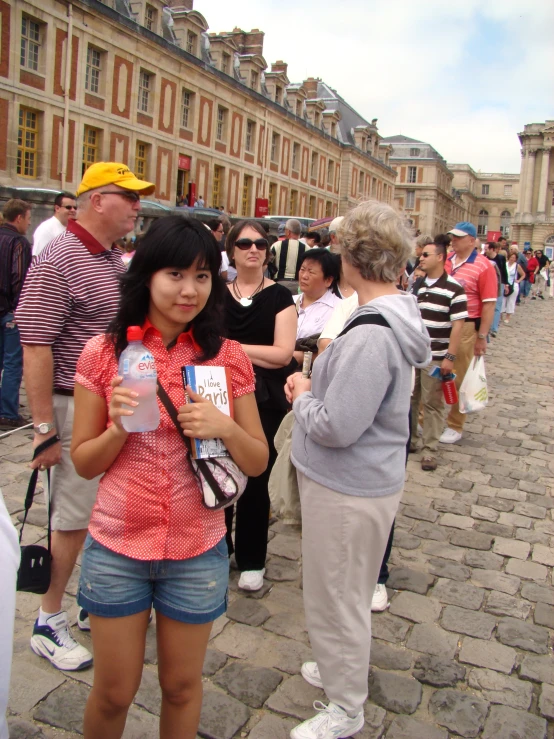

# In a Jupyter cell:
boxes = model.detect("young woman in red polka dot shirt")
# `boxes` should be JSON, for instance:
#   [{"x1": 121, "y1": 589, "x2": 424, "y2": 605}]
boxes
[{"x1": 70, "y1": 217, "x2": 268, "y2": 739}]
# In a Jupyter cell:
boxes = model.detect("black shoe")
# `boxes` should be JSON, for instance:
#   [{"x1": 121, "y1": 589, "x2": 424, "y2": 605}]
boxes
[
  {"x1": 539, "y1": 294, "x2": 544, "y2": 300},
  {"x1": 531, "y1": 296, "x2": 536, "y2": 300},
  {"x1": 0, "y1": 415, "x2": 30, "y2": 430}
]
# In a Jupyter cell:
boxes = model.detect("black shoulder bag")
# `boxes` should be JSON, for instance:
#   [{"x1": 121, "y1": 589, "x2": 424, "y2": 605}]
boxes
[
  {"x1": 17, "y1": 435, "x2": 60, "y2": 594},
  {"x1": 337, "y1": 312, "x2": 391, "y2": 338}
]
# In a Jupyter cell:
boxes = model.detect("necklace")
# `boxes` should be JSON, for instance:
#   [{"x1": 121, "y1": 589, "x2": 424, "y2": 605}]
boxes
[{"x1": 232, "y1": 276, "x2": 265, "y2": 307}]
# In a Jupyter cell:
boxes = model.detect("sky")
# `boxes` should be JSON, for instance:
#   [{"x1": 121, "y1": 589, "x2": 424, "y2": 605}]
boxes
[{"x1": 199, "y1": 0, "x2": 554, "y2": 174}]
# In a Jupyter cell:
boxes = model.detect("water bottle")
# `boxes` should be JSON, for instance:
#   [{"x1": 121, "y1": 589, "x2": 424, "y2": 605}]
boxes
[
  {"x1": 441, "y1": 373, "x2": 458, "y2": 406},
  {"x1": 118, "y1": 326, "x2": 160, "y2": 432}
]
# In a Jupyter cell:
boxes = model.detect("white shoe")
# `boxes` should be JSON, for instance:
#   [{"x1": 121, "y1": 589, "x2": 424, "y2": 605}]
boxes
[
  {"x1": 31, "y1": 611, "x2": 92, "y2": 671},
  {"x1": 371, "y1": 583, "x2": 389, "y2": 612},
  {"x1": 238, "y1": 568, "x2": 265, "y2": 591},
  {"x1": 439, "y1": 428, "x2": 462, "y2": 444},
  {"x1": 290, "y1": 702, "x2": 364, "y2": 739},
  {"x1": 301, "y1": 661, "x2": 323, "y2": 689}
]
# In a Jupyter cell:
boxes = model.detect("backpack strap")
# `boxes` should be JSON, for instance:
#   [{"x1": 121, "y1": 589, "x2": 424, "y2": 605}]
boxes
[{"x1": 337, "y1": 313, "x2": 390, "y2": 338}]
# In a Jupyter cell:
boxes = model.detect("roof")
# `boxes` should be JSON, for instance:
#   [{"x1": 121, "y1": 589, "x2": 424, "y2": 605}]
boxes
[{"x1": 381, "y1": 135, "x2": 447, "y2": 165}]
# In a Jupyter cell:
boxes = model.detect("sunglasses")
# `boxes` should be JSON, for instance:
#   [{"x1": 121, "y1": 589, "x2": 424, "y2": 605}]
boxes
[
  {"x1": 99, "y1": 191, "x2": 141, "y2": 203},
  {"x1": 62, "y1": 204, "x2": 77, "y2": 210},
  {"x1": 421, "y1": 251, "x2": 438, "y2": 258},
  {"x1": 234, "y1": 238, "x2": 268, "y2": 250}
]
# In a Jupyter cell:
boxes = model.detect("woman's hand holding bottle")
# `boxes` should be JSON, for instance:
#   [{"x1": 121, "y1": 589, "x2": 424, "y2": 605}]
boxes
[{"x1": 108, "y1": 376, "x2": 136, "y2": 433}]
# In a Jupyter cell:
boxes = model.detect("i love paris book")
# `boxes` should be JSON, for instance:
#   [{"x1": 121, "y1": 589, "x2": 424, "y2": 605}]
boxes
[{"x1": 182, "y1": 366, "x2": 233, "y2": 459}]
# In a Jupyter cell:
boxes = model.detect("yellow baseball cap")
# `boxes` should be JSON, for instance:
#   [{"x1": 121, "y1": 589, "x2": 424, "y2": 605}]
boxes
[{"x1": 76, "y1": 162, "x2": 155, "y2": 197}]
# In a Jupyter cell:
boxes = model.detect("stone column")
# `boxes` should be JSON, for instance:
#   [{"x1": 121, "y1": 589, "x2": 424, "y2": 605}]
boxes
[
  {"x1": 536, "y1": 148, "x2": 551, "y2": 216},
  {"x1": 523, "y1": 149, "x2": 537, "y2": 214},
  {"x1": 516, "y1": 150, "x2": 527, "y2": 215}
]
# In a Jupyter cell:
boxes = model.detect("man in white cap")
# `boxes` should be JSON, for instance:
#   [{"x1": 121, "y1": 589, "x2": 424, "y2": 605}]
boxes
[
  {"x1": 439, "y1": 221, "x2": 497, "y2": 444},
  {"x1": 16, "y1": 162, "x2": 155, "y2": 671}
]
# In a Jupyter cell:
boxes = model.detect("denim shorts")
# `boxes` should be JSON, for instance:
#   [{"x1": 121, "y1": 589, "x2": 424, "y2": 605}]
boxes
[{"x1": 78, "y1": 534, "x2": 229, "y2": 623}]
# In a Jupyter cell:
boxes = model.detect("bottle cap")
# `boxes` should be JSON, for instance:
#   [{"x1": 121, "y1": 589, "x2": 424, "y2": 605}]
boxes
[{"x1": 127, "y1": 326, "x2": 143, "y2": 341}]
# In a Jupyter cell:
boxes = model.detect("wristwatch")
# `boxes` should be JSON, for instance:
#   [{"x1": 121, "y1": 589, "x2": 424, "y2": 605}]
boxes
[
  {"x1": 444, "y1": 352, "x2": 456, "y2": 361},
  {"x1": 477, "y1": 333, "x2": 487, "y2": 339},
  {"x1": 34, "y1": 422, "x2": 56, "y2": 435}
]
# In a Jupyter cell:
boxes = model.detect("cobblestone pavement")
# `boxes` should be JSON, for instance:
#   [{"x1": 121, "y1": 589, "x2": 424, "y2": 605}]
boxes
[{"x1": 5, "y1": 297, "x2": 554, "y2": 739}]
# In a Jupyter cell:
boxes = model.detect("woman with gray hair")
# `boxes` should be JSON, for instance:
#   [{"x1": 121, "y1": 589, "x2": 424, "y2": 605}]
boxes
[{"x1": 285, "y1": 201, "x2": 431, "y2": 739}]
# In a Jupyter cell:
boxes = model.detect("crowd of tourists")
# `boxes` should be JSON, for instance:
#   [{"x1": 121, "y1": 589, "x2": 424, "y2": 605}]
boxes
[{"x1": 0, "y1": 161, "x2": 551, "y2": 739}]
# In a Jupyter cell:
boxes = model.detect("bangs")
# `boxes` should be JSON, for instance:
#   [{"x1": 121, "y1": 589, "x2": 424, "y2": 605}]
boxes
[{"x1": 130, "y1": 216, "x2": 221, "y2": 277}]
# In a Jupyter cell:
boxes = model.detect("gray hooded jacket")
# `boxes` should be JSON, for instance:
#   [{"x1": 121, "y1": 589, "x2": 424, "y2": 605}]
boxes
[{"x1": 291, "y1": 293, "x2": 431, "y2": 497}]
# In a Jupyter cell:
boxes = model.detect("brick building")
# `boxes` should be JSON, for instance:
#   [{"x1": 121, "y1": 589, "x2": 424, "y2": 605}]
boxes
[{"x1": 1, "y1": 0, "x2": 396, "y2": 217}]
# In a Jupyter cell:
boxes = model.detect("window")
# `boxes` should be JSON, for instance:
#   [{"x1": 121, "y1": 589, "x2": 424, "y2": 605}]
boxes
[
  {"x1": 290, "y1": 189, "x2": 298, "y2": 215},
  {"x1": 181, "y1": 90, "x2": 194, "y2": 128},
  {"x1": 271, "y1": 132, "x2": 280, "y2": 163},
  {"x1": 327, "y1": 160, "x2": 334, "y2": 186},
  {"x1": 296, "y1": 100, "x2": 302, "y2": 117},
  {"x1": 504, "y1": 184, "x2": 512, "y2": 197},
  {"x1": 216, "y1": 106, "x2": 228, "y2": 142},
  {"x1": 405, "y1": 190, "x2": 415, "y2": 209},
  {"x1": 138, "y1": 70, "x2": 152, "y2": 113},
  {"x1": 310, "y1": 151, "x2": 318, "y2": 179},
  {"x1": 325, "y1": 201, "x2": 332, "y2": 217},
  {"x1": 135, "y1": 141, "x2": 148, "y2": 180},
  {"x1": 410, "y1": 148, "x2": 420, "y2": 157},
  {"x1": 358, "y1": 170, "x2": 364, "y2": 195},
  {"x1": 212, "y1": 166, "x2": 222, "y2": 208},
  {"x1": 82, "y1": 126, "x2": 100, "y2": 175},
  {"x1": 85, "y1": 46, "x2": 102, "y2": 94},
  {"x1": 145, "y1": 5, "x2": 156, "y2": 32},
  {"x1": 313, "y1": 111, "x2": 320, "y2": 128},
  {"x1": 477, "y1": 209, "x2": 488, "y2": 236},
  {"x1": 186, "y1": 31, "x2": 197, "y2": 55},
  {"x1": 221, "y1": 53, "x2": 230, "y2": 75},
  {"x1": 331, "y1": 122, "x2": 337, "y2": 138},
  {"x1": 245, "y1": 120, "x2": 255, "y2": 153},
  {"x1": 481, "y1": 184, "x2": 489, "y2": 195},
  {"x1": 308, "y1": 195, "x2": 316, "y2": 218},
  {"x1": 20, "y1": 16, "x2": 41, "y2": 72},
  {"x1": 17, "y1": 107, "x2": 38, "y2": 178},
  {"x1": 251, "y1": 71, "x2": 258, "y2": 91},
  {"x1": 408, "y1": 166, "x2": 417, "y2": 183},
  {"x1": 500, "y1": 210, "x2": 511, "y2": 236},
  {"x1": 275, "y1": 85, "x2": 282, "y2": 104},
  {"x1": 242, "y1": 176, "x2": 252, "y2": 217},
  {"x1": 268, "y1": 183, "x2": 277, "y2": 215},
  {"x1": 292, "y1": 142, "x2": 300, "y2": 172}
]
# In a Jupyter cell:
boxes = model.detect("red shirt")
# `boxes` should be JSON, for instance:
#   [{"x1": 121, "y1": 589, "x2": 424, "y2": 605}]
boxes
[
  {"x1": 526, "y1": 256, "x2": 539, "y2": 283},
  {"x1": 445, "y1": 250, "x2": 497, "y2": 318},
  {"x1": 75, "y1": 326, "x2": 255, "y2": 560}
]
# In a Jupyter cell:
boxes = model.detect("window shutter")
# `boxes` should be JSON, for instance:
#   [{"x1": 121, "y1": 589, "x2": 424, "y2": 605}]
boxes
[
  {"x1": 400, "y1": 166, "x2": 406, "y2": 183},
  {"x1": 416, "y1": 197, "x2": 421, "y2": 211},
  {"x1": 417, "y1": 167, "x2": 423, "y2": 183}
]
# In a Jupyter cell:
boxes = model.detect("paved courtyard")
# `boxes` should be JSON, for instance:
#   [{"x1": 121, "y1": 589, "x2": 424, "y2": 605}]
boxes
[{"x1": 4, "y1": 297, "x2": 554, "y2": 739}]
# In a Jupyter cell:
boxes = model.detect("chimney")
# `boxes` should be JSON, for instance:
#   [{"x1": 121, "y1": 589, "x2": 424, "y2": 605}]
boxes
[
  {"x1": 271, "y1": 60, "x2": 288, "y2": 75},
  {"x1": 302, "y1": 77, "x2": 319, "y2": 99},
  {"x1": 164, "y1": 0, "x2": 193, "y2": 9}
]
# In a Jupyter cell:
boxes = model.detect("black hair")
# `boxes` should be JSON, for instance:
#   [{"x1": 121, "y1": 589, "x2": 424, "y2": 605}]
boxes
[
  {"x1": 433, "y1": 243, "x2": 447, "y2": 260},
  {"x1": 207, "y1": 219, "x2": 221, "y2": 233},
  {"x1": 54, "y1": 191, "x2": 75, "y2": 207},
  {"x1": 226, "y1": 219, "x2": 270, "y2": 266},
  {"x1": 107, "y1": 216, "x2": 225, "y2": 360},
  {"x1": 299, "y1": 247, "x2": 341, "y2": 294},
  {"x1": 306, "y1": 231, "x2": 321, "y2": 244},
  {"x1": 434, "y1": 233, "x2": 451, "y2": 249}
]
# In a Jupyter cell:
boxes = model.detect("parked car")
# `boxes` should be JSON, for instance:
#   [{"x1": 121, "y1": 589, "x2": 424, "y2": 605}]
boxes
[{"x1": 263, "y1": 215, "x2": 316, "y2": 231}]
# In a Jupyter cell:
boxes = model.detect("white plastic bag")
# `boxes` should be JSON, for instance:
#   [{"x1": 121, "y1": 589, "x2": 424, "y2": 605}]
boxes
[{"x1": 459, "y1": 356, "x2": 488, "y2": 414}]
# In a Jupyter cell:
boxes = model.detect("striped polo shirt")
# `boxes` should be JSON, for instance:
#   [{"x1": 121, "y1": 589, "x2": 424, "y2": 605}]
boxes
[
  {"x1": 16, "y1": 219, "x2": 125, "y2": 391},
  {"x1": 413, "y1": 271, "x2": 468, "y2": 361},
  {"x1": 445, "y1": 249, "x2": 498, "y2": 318}
]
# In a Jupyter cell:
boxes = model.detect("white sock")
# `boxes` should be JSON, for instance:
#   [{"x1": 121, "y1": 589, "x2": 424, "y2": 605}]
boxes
[{"x1": 38, "y1": 608, "x2": 61, "y2": 626}]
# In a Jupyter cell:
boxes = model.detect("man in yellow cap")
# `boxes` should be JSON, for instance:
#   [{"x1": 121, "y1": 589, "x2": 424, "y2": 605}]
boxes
[{"x1": 15, "y1": 163, "x2": 154, "y2": 672}]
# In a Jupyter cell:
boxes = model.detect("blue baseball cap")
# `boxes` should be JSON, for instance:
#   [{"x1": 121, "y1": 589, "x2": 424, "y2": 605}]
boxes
[{"x1": 448, "y1": 222, "x2": 477, "y2": 238}]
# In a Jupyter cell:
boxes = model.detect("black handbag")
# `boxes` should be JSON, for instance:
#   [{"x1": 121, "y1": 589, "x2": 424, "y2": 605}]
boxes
[{"x1": 17, "y1": 435, "x2": 59, "y2": 594}]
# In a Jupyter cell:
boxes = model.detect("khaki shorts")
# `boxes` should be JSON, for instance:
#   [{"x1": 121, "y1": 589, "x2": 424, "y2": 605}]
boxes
[{"x1": 42, "y1": 394, "x2": 100, "y2": 531}]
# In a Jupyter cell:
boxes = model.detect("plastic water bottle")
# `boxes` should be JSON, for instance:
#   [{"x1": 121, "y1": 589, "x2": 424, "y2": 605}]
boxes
[{"x1": 118, "y1": 326, "x2": 160, "y2": 432}]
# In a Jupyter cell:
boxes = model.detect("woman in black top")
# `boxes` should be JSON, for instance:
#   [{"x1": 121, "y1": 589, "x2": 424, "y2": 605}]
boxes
[{"x1": 224, "y1": 220, "x2": 297, "y2": 591}]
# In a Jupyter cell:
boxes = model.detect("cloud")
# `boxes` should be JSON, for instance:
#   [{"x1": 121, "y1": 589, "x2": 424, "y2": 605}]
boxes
[{"x1": 200, "y1": 0, "x2": 554, "y2": 173}]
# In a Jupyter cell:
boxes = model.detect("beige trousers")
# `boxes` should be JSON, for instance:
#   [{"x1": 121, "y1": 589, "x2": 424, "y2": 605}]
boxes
[
  {"x1": 298, "y1": 471, "x2": 403, "y2": 714},
  {"x1": 411, "y1": 365, "x2": 445, "y2": 454},
  {"x1": 446, "y1": 322, "x2": 476, "y2": 433}
]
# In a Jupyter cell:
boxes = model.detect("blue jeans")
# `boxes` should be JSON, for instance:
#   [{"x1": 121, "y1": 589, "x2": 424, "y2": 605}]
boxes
[
  {"x1": 491, "y1": 293, "x2": 503, "y2": 333},
  {"x1": 517, "y1": 279, "x2": 531, "y2": 302},
  {"x1": 0, "y1": 313, "x2": 23, "y2": 420}
]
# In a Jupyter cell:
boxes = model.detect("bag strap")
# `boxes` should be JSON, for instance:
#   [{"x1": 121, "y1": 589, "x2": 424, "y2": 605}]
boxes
[
  {"x1": 156, "y1": 381, "x2": 229, "y2": 507},
  {"x1": 19, "y1": 435, "x2": 60, "y2": 551},
  {"x1": 337, "y1": 313, "x2": 391, "y2": 338}
]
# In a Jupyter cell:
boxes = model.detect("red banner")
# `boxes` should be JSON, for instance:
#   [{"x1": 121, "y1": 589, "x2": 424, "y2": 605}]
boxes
[
  {"x1": 178, "y1": 155, "x2": 191, "y2": 170},
  {"x1": 255, "y1": 198, "x2": 269, "y2": 217}
]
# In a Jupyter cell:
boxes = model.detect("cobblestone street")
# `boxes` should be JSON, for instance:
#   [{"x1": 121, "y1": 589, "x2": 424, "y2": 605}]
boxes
[{"x1": 4, "y1": 297, "x2": 554, "y2": 739}]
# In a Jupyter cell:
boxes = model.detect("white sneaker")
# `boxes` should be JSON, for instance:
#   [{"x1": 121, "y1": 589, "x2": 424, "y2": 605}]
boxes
[
  {"x1": 31, "y1": 611, "x2": 92, "y2": 671},
  {"x1": 371, "y1": 583, "x2": 389, "y2": 612},
  {"x1": 290, "y1": 701, "x2": 364, "y2": 739},
  {"x1": 439, "y1": 428, "x2": 462, "y2": 444},
  {"x1": 301, "y1": 661, "x2": 323, "y2": 689},
  {"x1": 238, "y1": 568, "x2": 265, "y2": 591}
]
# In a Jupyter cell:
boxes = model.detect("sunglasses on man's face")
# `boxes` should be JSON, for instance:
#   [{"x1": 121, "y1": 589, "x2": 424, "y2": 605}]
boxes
[
  {"x1": 62, "y1": 204, "x2": 77, "y2": 210},
  {"x1": 234, "y1": 238, "x2": 268, "y2": 250},
  {"x1": 99, "y1": 191, "x2": 141, "y2": 203},
  {"x1": 421, "y1": 251, "x2": 438, "y2": 258}
]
